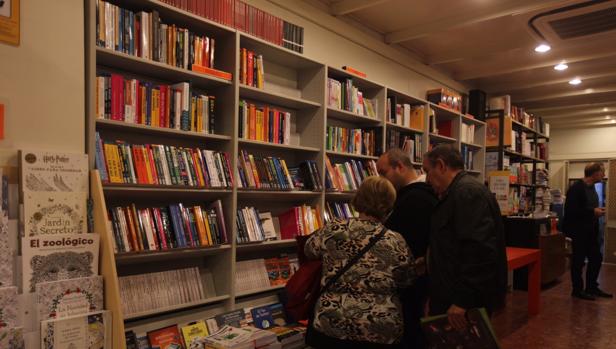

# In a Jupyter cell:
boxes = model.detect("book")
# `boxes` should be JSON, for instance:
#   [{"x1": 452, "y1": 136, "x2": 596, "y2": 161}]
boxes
[
  {"x1": 21, "y1": 233, "x2": 100, "y2": 293},
  {"x1": 41, "y1": 310, "x2": 111, "y2": 349},
  {"x1": 180, "y1": 320, "x2": 209, "y2": 348},
  {"x1": 0, "y1": 213, "x2": 13, "y2": 287},
  {"x1": 24, "y1": 191, "x2": 87, "y2": 236},
  {"x1": 258, "y1": 212, "x2": 278, "y2": 241},
  {"x1": 421, "y1": 308, "x2": 500, "y2": 349},
  {"x1": 20, "y1": 150, "x2": 88, "y2": 192},
  {"x1": 0, "y1": 326, "x2": 24, "y2": 349},
  {"x1": 147, "y1": 325, "x2": 185, "y2": 349},
  {"x1": 202, "y1": 325, "x2": 253, "y2": 349},
  {"x1": 36, "y1": 276, "x2": 104, "y2": 321},
  {"x1": 0, "y1": 286, "x2": 18, "y2": 329},
  {"x1": 215, "y1": 309, "x2": 247, "y2": 329},
  {"x1": 251, "y1": 304, "x2": 275, "y2": 329}
]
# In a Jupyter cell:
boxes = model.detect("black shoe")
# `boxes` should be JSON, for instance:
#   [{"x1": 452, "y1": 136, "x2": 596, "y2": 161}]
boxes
[
  {"x1": 572, "y1": 290, "x2": 596, "y2": 300},
  {"x1": 586, "y1": 288, "x2": 614, "y2": 298}
]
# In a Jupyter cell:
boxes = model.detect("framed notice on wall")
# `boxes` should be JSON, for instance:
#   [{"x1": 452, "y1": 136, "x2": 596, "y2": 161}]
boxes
[{"x1": 0, "y1": 0, "x2": 19, "y2": 46}]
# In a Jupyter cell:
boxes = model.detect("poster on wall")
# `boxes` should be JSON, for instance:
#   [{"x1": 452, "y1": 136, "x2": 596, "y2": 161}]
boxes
[
  {"x1": 489, "y1": 171, "x2": 511, "y2": 216},
  {"x1": 0, "y1": 0, "x2": 19, "y2": 46}
]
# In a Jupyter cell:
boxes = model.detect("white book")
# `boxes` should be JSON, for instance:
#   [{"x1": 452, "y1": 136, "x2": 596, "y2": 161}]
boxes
[
  {"x1": 203, "y1": 150, "x2": 221, "y2": 187},
  {"x1": 36, "y1": 276, "x2": 103, "y2": 322},
  {"x1": 284, "y1": 112, "x2": 291, "y2": 145},
  {"x1": 123, "y1": 145, "x2": 137, "y2": 183},
  {"x1": 24, "y1": 191, "x2": 87, "y2": 236},
  {"x1": 259, "y1": 212, "x2": 278, "y2": 241},
  {"x1": 21, "y1": 233, "x2": 100, "y2": 293},
  {"x1": 214, "y1": 152, "x2": 228, "y2": 188},
  {"x1": 0, "y1": 286, "x2": 18, "y2": 329},
  {"x1": 20, "y1": 150, "x2": 88, "y2": 193},
  {"x1": 156, "y1": 145, "x2": 171, "y2": 185},
  {"x1": 41, "y1": 310, "x2": 111, "y2": 349},
  {"x1": 140, "y1": 209, "x2": 157, "y2": 250}
]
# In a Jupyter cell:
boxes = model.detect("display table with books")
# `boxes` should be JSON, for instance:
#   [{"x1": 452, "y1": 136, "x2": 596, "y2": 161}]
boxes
[{"x1": 506, "y1": 247, "x2": 541, "y2": 316}]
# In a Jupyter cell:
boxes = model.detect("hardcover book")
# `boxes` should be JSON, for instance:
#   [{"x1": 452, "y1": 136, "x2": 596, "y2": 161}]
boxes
[
  {"x1": 36, "y1": 276, "x2": 104, "y2": 321},
  {"x1": 21, "y1": 233, "x2": 100, "y2": 292},
  {"x1": 24, "y1": 191, "x2": 87, "y2": 236},
  {"x1": 147, "y1": 325, "x2": 185, "y2": 349},
  {"x1": 421, "y1": 308, "x2": 500, "y2": 349},
  {"x1": 20, "y1": 150, "x2": 89, "y2": 193},
  {"x1": 0, "y1": 286, "x2": 18, "y2": 329},
  {"x1": 180, "y1": 320, "x2": 208, "y2": 349},
  {"x1": 41, "y1": 310, "x2": 110, "y2": 349}
]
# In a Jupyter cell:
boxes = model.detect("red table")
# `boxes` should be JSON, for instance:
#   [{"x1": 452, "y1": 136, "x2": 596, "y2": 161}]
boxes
[{"x1": 506, "y1": 247, "x2": 541, "y2": 316}]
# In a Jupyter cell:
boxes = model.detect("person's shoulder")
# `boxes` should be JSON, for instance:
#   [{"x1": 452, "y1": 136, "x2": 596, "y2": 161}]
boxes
[
  {"x1": 455, "y1": 174, "x2": 491, "y2": 199},
  {"x1": 403, "y1": 182, "x2": 438, "y2": 201}
]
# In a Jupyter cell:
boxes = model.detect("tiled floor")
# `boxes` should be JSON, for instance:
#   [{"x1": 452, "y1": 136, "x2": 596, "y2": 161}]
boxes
[{"x1": 493, "y1": 264, "x2": 616, "y2": 348}]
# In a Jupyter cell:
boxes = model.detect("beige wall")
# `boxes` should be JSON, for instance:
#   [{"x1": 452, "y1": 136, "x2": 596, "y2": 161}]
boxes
[
  {"x1": 0, "y1": 0, "x2": 84, "y2": 153},
  {"x1": 247, "y1": 0, "x2": 467, "y2": 97},
  {"x1": 550, "y1": 126, "x2": 616, "y2": 161}
]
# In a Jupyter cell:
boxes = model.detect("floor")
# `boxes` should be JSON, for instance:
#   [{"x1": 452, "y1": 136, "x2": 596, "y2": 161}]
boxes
[{"x1": 493, "y1": 264, "x2": 616, "y2": 348}]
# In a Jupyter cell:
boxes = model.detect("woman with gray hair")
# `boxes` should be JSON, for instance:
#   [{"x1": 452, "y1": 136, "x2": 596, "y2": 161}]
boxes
[{"x1": 305, "y1": 176, "x2": 416, "y2": 349}]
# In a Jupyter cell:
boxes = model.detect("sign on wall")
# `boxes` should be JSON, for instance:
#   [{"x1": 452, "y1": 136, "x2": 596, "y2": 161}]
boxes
[{"x1": 0, "y1": 0, "x2": 19, "y2": 46}]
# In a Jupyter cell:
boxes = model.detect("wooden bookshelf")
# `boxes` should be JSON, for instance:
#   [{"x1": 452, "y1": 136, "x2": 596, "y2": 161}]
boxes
[{"x1": 85, "y1": 1, "x2": 487, "y2": 344}]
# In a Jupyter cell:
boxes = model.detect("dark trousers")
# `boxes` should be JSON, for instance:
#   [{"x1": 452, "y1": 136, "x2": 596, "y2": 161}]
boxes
[
  {"x1": 401, "y1": 275, "x2": 428, "y2": 349},
  {"x1": 571, "y1": 230, "x2": 603, "y2": 292}
]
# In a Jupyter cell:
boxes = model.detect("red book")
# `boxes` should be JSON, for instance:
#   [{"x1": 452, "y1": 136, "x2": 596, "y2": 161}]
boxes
[
  {"x1": 278, "y1": 207, "x2": 301, "y2": 239},
  {"x1": 273, "y1": 110, "x2": 280, "y2": 144},
  {"x1": 147, "y1": 325, "x2": 184, "y2": 349},
  {"x1": 247, "y1": 50, "x2": 254, "y2": 86},
  {"x1": 437, "y1": 120, "x2": 453, "y2": 138},
  {"x1": 159, "y1": 85, "x2": 168, "y2": 128},
  {"x1": 134, "y1": 80, "x2": 141, "y2": 124},
  {"x1": 110, "y1": 74, "x2": 124, "y2": 121},
  {"x1": 263, "y1": 105, "x2": 269, "y2": 142},
  {"x1": 191, "y1": 64, "x2": 232, "y2": 81},
  {"x1": 145, "y1": 144, "x2": 160, "y2": 184},
  {"x1": 151, "y1": 207, "x2": 168, "y2": 250}
]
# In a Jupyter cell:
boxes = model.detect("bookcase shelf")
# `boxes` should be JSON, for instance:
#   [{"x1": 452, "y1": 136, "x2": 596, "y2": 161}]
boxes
[
  {"x1": 238, "y1": 139, "x2": 320, "y2": 153},
  {"x1": 236, "y1": 239, "x2": 297, "y2": 252},
  {"x1": 85, "y1": 0, "x2": 487, "y2": 342},
  {"x1": 327, "y1": 107, "x2": 381, "y2": 125},
  {"x1": 124, "y1": 295, "x2": 232, "y2": 322},
  {"x1": 466, "y1": 169, "x2": 482, "y2": 175},
  {"x1": 235, "y1": 285, "x2": 286, "y2": 298},
  {"x1": 115, "y1": 245, "x2": 232, "y2": 265},
  {"x1": 511, "y1": 118, "x2": 538, "y2": 134},
  {"x1": 96, "y1": 119, "x2": 232, "y2": 142},
  {"x1": 429, "y1": 133, "x2": 457, "y2": 143},
  {"x1": 325, "y1": 150, "x2": 379, "y2": 160},
  {"x1": 461, "y1": 141, "x2": 483, "y2": 150},
  {"x1": 96, "y1": 47, "x2": 232, "y2": 89},
  {"x1": 386, "y1": 122, "x2": 424, "y2": 134},
  {"x1": 239, "y1": 85, "x2": 321, "y2": 110}
]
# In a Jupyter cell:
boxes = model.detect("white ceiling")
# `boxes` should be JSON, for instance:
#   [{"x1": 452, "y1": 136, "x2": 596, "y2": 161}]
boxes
[{"x1": 310, "y1": 0, "x2": 616, "y2": 128}]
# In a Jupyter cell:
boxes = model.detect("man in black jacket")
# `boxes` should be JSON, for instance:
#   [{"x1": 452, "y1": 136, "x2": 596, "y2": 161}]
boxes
[
  {"x1": 377, "y1": 148, "x2": 438, "y2": 349},
  {"x1": 564, "y1": 162, "x2": 611, "y2": 300},
  {"x1": 422, "y1": 144, "x2": 507, "y2": 330}
]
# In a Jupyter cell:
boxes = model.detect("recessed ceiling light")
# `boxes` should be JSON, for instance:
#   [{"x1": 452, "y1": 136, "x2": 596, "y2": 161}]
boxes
[
  {"x1": 603, "y1": 108, "x2": 609, "y2": 112},
  {"x1": 535, "y1": 44, "x2": 551, "y2": 53},
  {"x1": 585, "y1": 88, "x2": 594, "y2": 93},
  {"x1": 569, "y1": 78, "x2": 582, "y2": 85},
  {"x1": 554, "y1": 63, "x2": 568, "y2": 71},
  {"x1": 611, "y1": 120, "x2": 616, "y2": 124},
  {"x1": 606, "y1": 116, "x2": 611, "y2": 119}
]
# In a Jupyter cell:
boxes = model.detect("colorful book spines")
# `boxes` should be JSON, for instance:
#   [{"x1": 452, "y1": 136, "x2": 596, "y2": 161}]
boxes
[
  {"x1": 324, "y1": 156, "x2": 378, "y2": 192},
  {"x1": 237, "y1": 151, "x2": 295, "y2": 190},
  {"x1": 96, "y1": 133, "x2": 232, "y2": 188},
  {"x1": 240, "y1": 48, "x2": 264, "y2": 88},
  {"x1": 109, "y1": 201, "x2": 227, "y2": 253},
  {"x1": 238, "y1": 101, "x2": 290, "y2": 144},
  {"x1": 326, "y1": 126, "x2": 379, "y2": 156}
]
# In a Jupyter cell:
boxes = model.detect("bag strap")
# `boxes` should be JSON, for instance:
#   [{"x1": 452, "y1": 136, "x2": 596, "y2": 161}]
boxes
[{"x1": 320, "y1": 224, "x2": 387, "y2": 295}]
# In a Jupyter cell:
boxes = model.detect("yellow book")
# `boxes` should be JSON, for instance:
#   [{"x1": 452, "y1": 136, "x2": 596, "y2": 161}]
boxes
[
  {"x1": 141, "y1": 146, "x2": 154, "y2": 184},
  {"x1": 193, "y1": 206, "x2": 209, "y2": 246},
  {"x1": 255, "y1": 109, "x2": 263, "y2": 141},
  {"x1": 103, "y1": 143, "x2": 123, "y2": 183},
  {"x1": 191, "y1": 97, "x2": 197, "y2": 132},
  {"x1": 202, "y1": 208, "x2": 214, "y2": 246},
  {"x1": 152, "y1": 88, "x2": 160, "y2": 126},
  {"x1": 248, "y1": 154, "x2": 261, "y2": 188},
  {"x1": 279, "y1": 159, "x2": 294, "y2": 189},
  {"x1": 140, "y1": 86, "x2": 147, "y2": 124},
  {"x1": 181, "y1": 320, "x2": 209, "y2": 348},
  {"x1": 196, "y1": 97, "x2": 203, "y2": 133}
]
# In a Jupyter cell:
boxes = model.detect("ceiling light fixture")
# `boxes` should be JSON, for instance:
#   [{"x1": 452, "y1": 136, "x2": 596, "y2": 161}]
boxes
[
  {"x1": 569, "y1": 78, "x2": 582, "y2": 85},
  {"x1": 603, "y1": 108, "x2": 609, "y2": 112},
  {"x1": 535, "y1": 44, "x2": 551, "y2": 53},
  {"x1": 554, "y1": 63, "x2": 568, "y2": 71},
  {"x1": 611, "y1": 120, "x2": 616, "y2": 124},
  {"x1": 606, "y1": 116, "x2": 611, "y2": 120}
]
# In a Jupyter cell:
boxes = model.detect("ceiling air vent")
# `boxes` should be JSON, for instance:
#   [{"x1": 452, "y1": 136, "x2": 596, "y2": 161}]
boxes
[{"x1": 548, "y1": 7, "x2": 616, "y2": 40}]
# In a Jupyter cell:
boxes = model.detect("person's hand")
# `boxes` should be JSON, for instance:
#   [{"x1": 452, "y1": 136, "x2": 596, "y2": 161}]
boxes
[
  {"x1": 447, "y1": 304, "x2": 468, "y2": 331},
  {"x1": 594, "y1": 207, "x2": 606, "y2": 217}
]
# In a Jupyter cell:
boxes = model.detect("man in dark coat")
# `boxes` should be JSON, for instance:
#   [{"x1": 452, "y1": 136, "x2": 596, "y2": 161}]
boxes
[
  {"x1": 377, "y1": 148, "x2": 438, "y2": 349},
  {"x1": 422, "y1": 144, "x2": 507, "y2": 330},
  {"x1": 564, "y1": 162, "x2": 611, "y2": 300}
]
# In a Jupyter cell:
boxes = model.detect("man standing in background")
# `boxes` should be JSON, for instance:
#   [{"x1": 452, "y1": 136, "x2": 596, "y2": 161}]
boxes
[
  {"x1": 564, "y1": 162, "x2": 611, "y2": 300},
  {"x1": 422, "y1": 144, "x2": 507, "y2": 330},
  {"x1": 377, "y1": 148, "x2": 438, "y2": 349}
]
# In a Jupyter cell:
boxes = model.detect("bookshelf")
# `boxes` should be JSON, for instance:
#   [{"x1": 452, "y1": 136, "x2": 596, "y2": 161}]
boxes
[{"x1": 85, "y1": 1, "x2": 487, "y2": 346}]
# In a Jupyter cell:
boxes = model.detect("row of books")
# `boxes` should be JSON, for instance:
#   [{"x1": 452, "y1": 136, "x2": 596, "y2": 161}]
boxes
[
  {"x1": 237, "y1": 151, "x2": 321, "y2": 191},
  {"x1": 386, "y1": 98, "x2": 425, "y2": 130},
  {"x1": 96, "y1": 1, "x2": 230, "y2": 80},
  {"x1": 460, "y1": 123, "x2": 476, "y2": 144},
  {"x1": 109, "y1": 200, "x2": 228, "y2": 253},
  {"x1": 237, "y1": 207, "x2": 268, "y2": 243},
  {"x1": 160, "y1": 0, "x2": 305, "y2": 53},
  {"x1": 96, "y1": 75, "x2": 216, "y2": 133},
  {"x1": 119, "y1": 267, "x2": 206, "y2": 316},
  {"x1": 239, "y1": 101, "x2": 292, "y2": 144},
  {"x1": 126, "y1": 302, "x2": 306, "y2": 349},
  {"x1": 510, "y1": 130, "x2": 533, "y2": 157},
  {"x1": 278, "y1": 205, "x2": 324, "y2": 238},
  {"x1": 323, "y1": 202, "x2": 357, "y2": 223},
  {"x1": 461, "y1": 145, "x2": 475, "y2": 172},
  {"x1": 386, "y1": 130, "x2": 423, "y2": 163},
  {"x1": 237, "y1": 204, "x2": 323, "y2": 244},
  {"x1": 537, "y1": 142, "x2": 549, "y2": 160},
  {"x1": 236, "y1": 257, "x2": 298, "y2": 293},
  {"x1": 96, "y1": 133, "x2": 233, "y2": 187},
  {"x1": 326, "y1": 126, "x2": 380, "y2": 156},
  {"x1": 327, "y1": 78, "x2": 378, "y2": 118},
  {"x1": 324, "y1": 157, "x2": 378, "y2": 192},
  {"x1": 288, "y1": 161, "x2": 323, "y2": 191},
  {"x1": 240, "y1": 48, "x2": 265, "y2": 88}
]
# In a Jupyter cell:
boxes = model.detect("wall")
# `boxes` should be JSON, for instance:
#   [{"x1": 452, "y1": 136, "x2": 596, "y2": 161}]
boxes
[
  {"x1": 245, "y1": 0, "x2": 467, "y2": 97},
  {"x1": 549, "y1": 126, "x2": 616, "y2": 161},
  {"x1": 0, "y1": 0, "x2": 84, "y2": 153}
]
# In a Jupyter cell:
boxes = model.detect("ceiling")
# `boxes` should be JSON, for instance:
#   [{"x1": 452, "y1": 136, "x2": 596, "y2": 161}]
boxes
[{"x1": 309, "y1": 0, "x2": 616, "y2": 129}]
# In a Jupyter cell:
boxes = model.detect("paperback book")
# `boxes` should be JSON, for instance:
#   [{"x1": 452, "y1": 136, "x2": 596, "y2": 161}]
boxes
[
  {"x1": 0, "y1": 286, "x2": 18, "y2": 329},
  {"x1": 24, "y1": 191, "x2": 87, "y2": 236},
  {"x1": 147, "y1": 325, "x2": 185, "y2": 349},
  {"x1": 41, "y1": 310, "x2": 110, "y2": 349},
  {"x1": 21, "y1": 233, "x2": 100, "y2": 292},
  {"x1": 180, "y1": 320, "x2": 209, "y2": 349},
  {"x1": 36, "y1": 276, "x2": 104, "y2": 322},
  {"x1": 20, "y1": 150, "x2": 89, "y2": 193}
]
